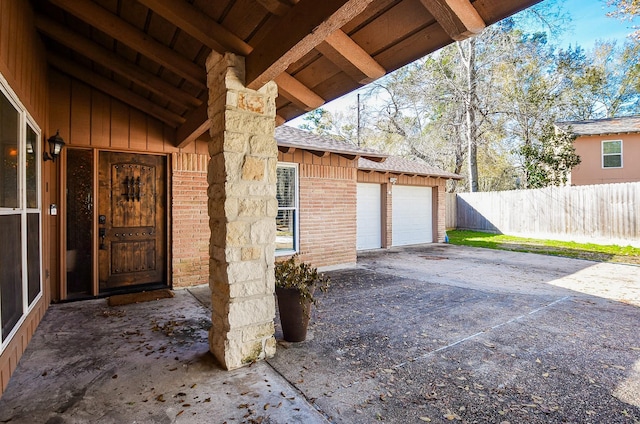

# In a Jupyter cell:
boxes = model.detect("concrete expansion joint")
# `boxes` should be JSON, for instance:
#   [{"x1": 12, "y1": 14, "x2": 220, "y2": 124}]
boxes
[
  {"x1": 265, "y1": 359, "x2": 334, "y2": 423},
  {"x1": 393, "y1": 295, "x2": 572, "y2": 369}
]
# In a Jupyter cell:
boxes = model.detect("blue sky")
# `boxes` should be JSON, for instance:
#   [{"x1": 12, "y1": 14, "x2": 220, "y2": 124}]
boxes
[
  {"x1": 546, "y1": 0, "x2": 634, "y2": 48},
  {"x1": 289, "y1": 0, "x2": 636, "y2": 127}
]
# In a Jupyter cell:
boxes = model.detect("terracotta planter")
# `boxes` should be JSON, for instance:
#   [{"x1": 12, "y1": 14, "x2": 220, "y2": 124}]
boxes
[{"x1": 276, "y1": 286, "x2": 313, "y2": 342}]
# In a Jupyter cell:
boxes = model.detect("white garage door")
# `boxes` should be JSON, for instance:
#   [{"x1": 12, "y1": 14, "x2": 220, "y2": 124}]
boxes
[
  {"x1": 356, "y1": 183, "x2": 382, "y2": 250},
  {"x1": 392, "y1": 185, "x2": 433, "y2": 246}
]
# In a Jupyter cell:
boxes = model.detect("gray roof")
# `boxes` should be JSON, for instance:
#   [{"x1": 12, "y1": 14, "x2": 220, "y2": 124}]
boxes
[
  {"x1": 275, "y1": 125, "x2": 460, "y2": 180},
  {"x1": 556, "y1": 116, "x2": 640, "y2": 136},
  {"x1": 275, "y1": 125, "x2": 386, "y2": 161},
  {"x1": 358, "y1": 156, "x2": 462, "y2": 180}
]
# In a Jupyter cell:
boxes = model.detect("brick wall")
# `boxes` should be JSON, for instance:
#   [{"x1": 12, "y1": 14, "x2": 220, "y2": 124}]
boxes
[
  {"x1": 279, "y1": 151, "x2": 358, "y2": 268},
  {"x1": 171, "y1": 153, "x2": 210, "y2": 288},
  {"x1": 168, "y1": 149, "x2": 449, "y2": 286}
]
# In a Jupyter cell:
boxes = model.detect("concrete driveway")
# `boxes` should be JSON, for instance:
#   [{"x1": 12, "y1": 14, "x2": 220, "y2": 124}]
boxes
[{"x1": 1, "y1": 244, "x2": 639, "y2": 423}]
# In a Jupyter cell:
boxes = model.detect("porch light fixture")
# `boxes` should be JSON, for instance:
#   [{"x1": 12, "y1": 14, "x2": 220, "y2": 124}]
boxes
[{"x1": 44, "y1": 130, "x2": 65, "y2": 162}]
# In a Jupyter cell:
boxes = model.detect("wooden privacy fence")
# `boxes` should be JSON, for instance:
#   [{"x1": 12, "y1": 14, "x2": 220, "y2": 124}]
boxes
[{"x1": 446, "y1": 182, "x2": 640, "y2": 245}]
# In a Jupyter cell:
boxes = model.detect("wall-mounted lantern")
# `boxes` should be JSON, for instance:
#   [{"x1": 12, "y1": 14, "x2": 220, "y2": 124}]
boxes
[{"x1": 43, "y1": 130, "x2": 65, "y2": 162}]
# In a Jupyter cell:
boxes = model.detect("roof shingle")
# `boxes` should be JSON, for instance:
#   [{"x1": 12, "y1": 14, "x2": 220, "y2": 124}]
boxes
[
  {"x1": 358, "y1": 156, "x2": 462, "y2": 179},
  {"x1": 275, "y1": 126, "x2": 386, "y2": 161},
  {"x1": 556, "y1": 115, "x2": 640, "y2": 136},
  {"x1": 275, "y1": 125, "x2": 460, "y2": 180}
]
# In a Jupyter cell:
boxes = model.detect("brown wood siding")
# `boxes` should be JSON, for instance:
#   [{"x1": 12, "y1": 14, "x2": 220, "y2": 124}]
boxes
[
  {"x1": 0, "y1": 0, "x2": 50, "y2": 396},
  {"x1": 0, "y1": 0, "x2": 47, "y2": 124},
  {"x1": 49, "y1": 69, "x2": 208, "y2": 155}
]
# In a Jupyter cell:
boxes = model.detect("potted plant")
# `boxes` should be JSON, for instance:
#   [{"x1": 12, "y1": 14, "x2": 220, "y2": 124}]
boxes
[{"x1": 275, "y1": 255, "x2": 330, "y2": 342}]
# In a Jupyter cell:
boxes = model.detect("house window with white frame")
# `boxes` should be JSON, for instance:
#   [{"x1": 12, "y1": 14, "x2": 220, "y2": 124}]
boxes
[
  {"x1": 276, "y1": 163, "x2": 298, "y2": 255},
  {"x1": 602, "y1": 140, "x2": 623, "y2": 168},
  {"x1": 0, "y1": 74, "x2": 42, "y2": 351}
]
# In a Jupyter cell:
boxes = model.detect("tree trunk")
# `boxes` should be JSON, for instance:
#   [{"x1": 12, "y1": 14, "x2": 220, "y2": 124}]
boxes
[{"x1": 463, "y1": 38, "x2": 479, "y2": 192}]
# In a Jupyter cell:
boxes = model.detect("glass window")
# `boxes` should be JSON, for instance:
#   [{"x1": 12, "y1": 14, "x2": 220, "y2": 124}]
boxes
[
  {"x1": 0, "y1": 79, "x2": 42, "y2": 349},
  {"x1": 0, "y1": 92, "x2": 19, "y2": 208},
  {"x1": 0, "y1": 215, "x2": 22, "y2": 341},
  {"x1": 276, "y1": 164, "x2": 298, "y2": 254},
  {"x1": 25, "y1": 125, "x2": 38, "y2": 208},
  {"x1": 602, "y1": 140, "x2": 622, "y2": 168}
]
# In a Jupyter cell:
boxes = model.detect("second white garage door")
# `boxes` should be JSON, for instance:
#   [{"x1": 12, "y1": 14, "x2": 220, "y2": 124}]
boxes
[{"x1": 392, "y1": 185, "x2": 433, "y2": 246}]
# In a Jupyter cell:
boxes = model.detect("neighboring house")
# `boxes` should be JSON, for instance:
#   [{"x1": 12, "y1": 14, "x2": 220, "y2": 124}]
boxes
[{"x1": 558, "y1": 116, "x2": 640, "y2": 186}]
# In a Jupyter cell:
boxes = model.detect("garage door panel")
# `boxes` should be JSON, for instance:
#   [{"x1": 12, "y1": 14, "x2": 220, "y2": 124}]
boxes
[
  {"x1": 357, "y1": 183, "x2": 381, "y2": 250},
  {"x1": 392, "y1": 185, "x2": 432, "y2": 246}
]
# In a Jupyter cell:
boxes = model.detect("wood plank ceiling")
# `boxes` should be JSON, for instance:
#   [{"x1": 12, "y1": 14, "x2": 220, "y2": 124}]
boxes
[{"x1": 31, "y1": 0, "x2": 541, "y2": 148}]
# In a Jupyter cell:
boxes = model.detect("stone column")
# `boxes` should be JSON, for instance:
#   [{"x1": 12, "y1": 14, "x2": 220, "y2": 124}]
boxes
[{"x1": 206, "y1": 51, "x2": 278, "y2": 369}]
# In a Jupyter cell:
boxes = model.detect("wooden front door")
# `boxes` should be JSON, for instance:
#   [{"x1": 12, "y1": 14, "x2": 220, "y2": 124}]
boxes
[{"x1": 98, "y1": 152, "x2": 166, "y2": 291}]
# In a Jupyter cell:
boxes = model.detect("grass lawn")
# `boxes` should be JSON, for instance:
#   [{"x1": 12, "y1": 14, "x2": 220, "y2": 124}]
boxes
[{"x1": 447, "y1": 230, "x2": 640, "y2": 265}]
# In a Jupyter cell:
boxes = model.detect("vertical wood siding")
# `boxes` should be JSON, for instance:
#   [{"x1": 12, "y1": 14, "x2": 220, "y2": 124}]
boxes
[
  {"x1": 0, "y1": 0, "x2": 47, "y2": 123},
  {"x1": 49, "y1": 70, "x2": 208, "y2": 155},
  {"x1": 0, "y1": 0, "x2": 49, "y2": 396},
  {"x1": 451, "y1": 182, "x2": 640, "y2": 246}
]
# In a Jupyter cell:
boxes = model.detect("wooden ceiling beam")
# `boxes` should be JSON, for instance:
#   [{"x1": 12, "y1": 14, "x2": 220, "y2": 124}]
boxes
[
  {"x1": 245, "y1": 0, "x2": 376, "y2": 90},
  {"x1": 49, "y1": 0, "x2": 206, "y2": 89},
  {"x1": 175, "y1": 102, "x2": 210, "y2": 148},
  {"x1": 256, "y1": 0, "x2": 294, "y2": 16},
  {"x1": 35, "y1": 15, "x2": 201, "y2": 110},
  {"x1": 316, "y1": 30, "x2": 386, "y2": 84},
  {"x1": 273, "y1": 73, "x2": 325, "y2": 111},
  {"x1": 47, "y1": 54, "x2": 186, "y2": 127},
  {"x1": 419, "y1": 0, "x2": 486, "y2": 41},
  {"x1": 136, "y1": 0, "x2": 252, "y2": 55}
]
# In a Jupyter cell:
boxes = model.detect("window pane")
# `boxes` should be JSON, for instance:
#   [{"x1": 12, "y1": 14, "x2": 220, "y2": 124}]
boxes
[
  {"x1": 0, "y1": 215, "x2": 22, "y2": 341},
  {"x1": 603, "y1": 154, "x2": 622, "y2": 168},
  {"x1": 66, "y1": 149, "x2": 94, "y2": 297},
  {"x1": 0, "y1": 92, "x2": 19, "y2": 208},
  {"x1": 26, "y1": 125, "x2": 38, "y2": 208},
  {"x1": 276, "y1": 209, "x2": 295, "y2": 251},
  {"x1": 603, "y1": 141, "x2": 621, "y2": 154},
  {"x1": 27, "y1": 213, "x2": 41, "y2": 304},
  {"x1": 276, "y1": 167, "x2": 295, "y2": 208}
]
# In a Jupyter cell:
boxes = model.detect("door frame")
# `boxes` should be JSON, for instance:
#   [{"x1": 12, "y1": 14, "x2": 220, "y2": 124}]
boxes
[{"x1": 60, "y1": 147, "x2": 171, "y2": 300}]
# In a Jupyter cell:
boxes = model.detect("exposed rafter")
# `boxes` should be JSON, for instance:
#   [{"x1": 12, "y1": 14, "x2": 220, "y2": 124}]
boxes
[
  {"x1": 273, "y1": 73, "x2": 325, "y2": 111},
  {"x1": 245, "y1": 0, "x2": 376, "y2": 90},
  {"x1": 35, "y1": 15, "x2": 201, "y2": 110},
  {"x1": 175, "y1": 103, "x2": 209, "y2": 148},
  {"x1": 47, "y1": 54, "x2": 186, "y2": 127},
  {"x1": 139, "y1": 0, "x2": 328, "y2": 140},
  {"x1": 419, "y1": 0, "x2": 486, "y2": 41},
  {"x1": 253, "y1": 0, "x2": 385, "y2": 85},
  {"x1": 277, "y1": 145, "x2": 296, "y2": 153},
  {"x1": 306, "y1": 149, "x2": 331, "y2": 158},
  {"x1": 135, "y1": 0, "x2": 252, "y2": 55},
  {"x1": 316, "y1": 30, "x2": 386, "y2": 84},
  {"x1": 256, "y1": 0, "x2": 294, "y2": 16},
  {"x1": 49, "y1": 0, "x2": 206, "y2": 89}
]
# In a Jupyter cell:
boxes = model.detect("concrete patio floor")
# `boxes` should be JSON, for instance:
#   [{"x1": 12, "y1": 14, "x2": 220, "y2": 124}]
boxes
[{"x1": 0, "y1": 244, "x2": 639, "y2": 423}]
